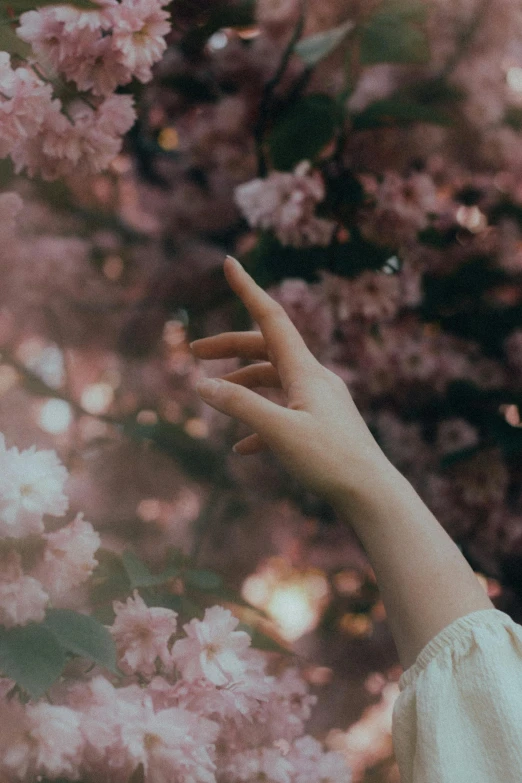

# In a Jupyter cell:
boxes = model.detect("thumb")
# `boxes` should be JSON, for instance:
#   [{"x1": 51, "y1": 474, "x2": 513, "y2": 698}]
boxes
[{"x1": 196, "y1": 377, "x2": 293, "y2": 443}]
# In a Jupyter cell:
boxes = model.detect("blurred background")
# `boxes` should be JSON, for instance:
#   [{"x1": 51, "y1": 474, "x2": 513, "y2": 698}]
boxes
[{"x1": 2, "y1": 0, "x2": 522, "y2": 779}]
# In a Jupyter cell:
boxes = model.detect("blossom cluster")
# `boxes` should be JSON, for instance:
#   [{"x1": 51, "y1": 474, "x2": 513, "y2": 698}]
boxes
[
  {"x1": 0, "y1": 432, "x2": 352, "y2": 782},
  {"x1": 234, "y1": 161, "x2": 338, "y2": 248},
  {"x1": 0, "y1": 433, "x2": 99, "y2": 626},
  {"x1": 0, "y1": 0, "x2": 171, "y2": 179}
]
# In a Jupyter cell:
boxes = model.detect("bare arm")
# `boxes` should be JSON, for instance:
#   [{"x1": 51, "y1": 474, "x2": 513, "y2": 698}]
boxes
[
  {"x1": 191, "y1": 256, "x2": 495, "y2": 674},
  {"x1": 332, "y1": 457, "x2": 494, "y2": 672}
]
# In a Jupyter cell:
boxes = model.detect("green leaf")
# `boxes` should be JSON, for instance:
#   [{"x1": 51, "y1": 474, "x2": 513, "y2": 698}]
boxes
[
  {"x1": 153, "y1": 593, "x2": 205, "y2": 620},
  {"x1": 208, "y1": 586, "x2": 271, "y2": 618},
  {"x1": 486, "y1": 415, "x2": 522, "y2": 458},
  {"x1": 0, "y1": 19, "x2": 31, "y2": 60},
  {"x1": 44, "y1": 609, "x2": 118, "y2": 674},
  {"x1": 294, "y1": 19, "x2": 355, "y2": 66},
  {"x1": 122, "y1": 551, "x2": 154, "y2": 588},
  {"x1": 350, "y1": 98, "x2": 451, "y2": 130},
  {"x1": 0, "y1": 624, "x2": 66, "y2": 700},
  {"x1": 122, "y1": 550, "x2": 181, "y2": 589},
  {"x1": 267, "y1": 94, "x2": 342, "y2": 171},
  {"x1": 90, "y1": 548, "x2": 131, "y2": 612},
  {"x1": 360, "y1": 0, "x2": 429, "y2": 65},
  {"x1": 184, "y1": 569, "x2": 223, "y2": 591},
  {"x1": 439, "y1": 443, "x2": 483, "y2": 468},
  {"x1": 237, "y1": 623, "x2": 292, "y2": 655}
]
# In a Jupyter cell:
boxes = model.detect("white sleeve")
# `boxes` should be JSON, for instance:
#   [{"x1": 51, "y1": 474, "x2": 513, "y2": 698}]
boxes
[{"x1": 391, "y1": 608, "x2": 522, "y2": 783}]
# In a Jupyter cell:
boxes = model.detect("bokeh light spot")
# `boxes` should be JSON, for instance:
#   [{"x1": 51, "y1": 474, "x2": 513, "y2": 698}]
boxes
[
  {"x1": 39, "y1": 399, "x2": 73, "y2": 434},
  {"x1": 81, "y1": 383, "x2": 114, "y2": 415}
]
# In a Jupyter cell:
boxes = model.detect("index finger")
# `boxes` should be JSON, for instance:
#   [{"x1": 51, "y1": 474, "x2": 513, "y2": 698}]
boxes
[{"x1": 224, "y1": 255, "x2": 320, "y2": 387}]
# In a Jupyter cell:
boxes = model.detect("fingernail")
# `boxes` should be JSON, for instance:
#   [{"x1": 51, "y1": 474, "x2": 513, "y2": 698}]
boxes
[
  {"x1": 196, "y1": 378, "x2": 222, "y2": 397},
  {"x1": 225, "y1": 255, "x2": 242, "y2": 270}
]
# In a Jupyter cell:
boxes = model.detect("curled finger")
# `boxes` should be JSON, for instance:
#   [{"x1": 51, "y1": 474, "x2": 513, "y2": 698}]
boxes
[
  {"x1": 232, "y1": 433, "x2": 269, "y2": 455},
  {"x1": 221, "y1": 362, "x2": 281, "y2": 389},
  {"x1": 190, "y1": 331, "x2": 268, "y2": 361}
]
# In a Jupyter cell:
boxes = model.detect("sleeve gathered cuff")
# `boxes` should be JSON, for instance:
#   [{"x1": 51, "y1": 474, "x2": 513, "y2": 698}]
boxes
[{"x1": 398, "y1": 608, "x2": 521, "y2": 692}]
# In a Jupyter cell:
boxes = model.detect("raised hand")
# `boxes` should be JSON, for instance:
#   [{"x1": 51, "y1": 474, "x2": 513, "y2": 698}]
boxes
[{"x1": 189, "y1": 256, "x2": 389, "y2": 509}]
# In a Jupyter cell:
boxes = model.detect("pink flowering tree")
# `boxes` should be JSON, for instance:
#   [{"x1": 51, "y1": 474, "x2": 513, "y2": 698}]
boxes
[
  {"x1": 0, "y1": 0, "x2": 522, "y2": 780},
  {"x1": 0, "y1": 434, "x2": 353, "y2": 782}
]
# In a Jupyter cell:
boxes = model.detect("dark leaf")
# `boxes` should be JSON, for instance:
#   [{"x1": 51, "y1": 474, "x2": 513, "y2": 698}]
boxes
[
  {"x1": 360, "y1": 0, "x2": 429, "y2": 65},
  {"x1": 90, "y1": 549, "x2": 131, "y2": 612},
  {"x1": 44, "y1": 609, "x2": 119, "y2": 674},
  {"x1": 439, "y1": 444, "x2": 483, "y2": 468},
  {"x1": 237, "y1": 622, "x2": 292, "y2": 655},
  {"x1": 0, "y1": 624, "x2": 66, "y2": 700},
  {"x1": 351, "y1": 98, "x2": 451, "y2": 130},
  {"x1": 267, "y1": 95, "x2": 342, "y2": 171},
  {"x1": 208, "y1": 586, "x2": 271, "y2": 618},
  {"x1": 122, "y1": 551, "x2": 181, "y2": 588},
  {"x1": 487, "y1": 416, "x2": 522, "y2": 458},
  {"x1": 129, "y1": 764, "x2": 145, "y2": 783},
  {"x1": 0, "y1": 18, "x2": 31, "y2": 59},
  {"x1": 184, "y1": 569, "x2": 223, "y2": 591},
  {"x1": 156, "y1": 74, "x2": 217, "y2": 104},
  {"x1": 294, "y1": 20, "x2": 355, "y2": 66}
]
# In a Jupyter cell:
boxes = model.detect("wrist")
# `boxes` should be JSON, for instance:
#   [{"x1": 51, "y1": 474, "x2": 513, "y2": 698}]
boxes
[{"x1": 329, "y1": 450, "x2": 402, "y2": 522}]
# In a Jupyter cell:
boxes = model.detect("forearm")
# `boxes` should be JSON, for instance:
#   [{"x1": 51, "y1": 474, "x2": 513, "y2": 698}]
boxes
[{"x1": 333, "y1": 457, "x2": 494, "y2": 672}]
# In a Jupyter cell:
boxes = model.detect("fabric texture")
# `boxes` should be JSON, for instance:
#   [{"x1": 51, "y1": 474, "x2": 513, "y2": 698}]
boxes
[{"x1": 391, "y1": 608, "x2": 522, "y2": 782}]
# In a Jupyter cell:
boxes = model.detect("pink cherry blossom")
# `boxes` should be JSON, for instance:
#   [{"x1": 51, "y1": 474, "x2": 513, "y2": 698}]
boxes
[
  {"x1": 108, "y1": 0, "x2": 172, "y2": 83},
  {"x1": 359, "y1": 170, "x2": 440, "y2": 246},
  {"x1": 16, "y1": 6, "x2": 109, "y2": 71},
  {"x1": 31, "y1": 513, "x2": 101, "y2": 602},
  {"x1": 64, "y1": 35, "x2": 134, "y2": 96},
  {"x1": 0, "y1": 53, "x2": 54, "y2": 158},
  {"x1": 234, "y1": 161, "x2": 337, "y2": 248},
  {"x1": 0, "y1": 433, "x2": 68, "y2": 538},
  {"x1": 318, "y1": 268, "x2": 402, "y2": 325},
  {"x1": 223, "y1": 745, "x2": 294, "y2": 783},
  {"x1": 67, "y1": 676, "x2": 147, "y2": 780},
  {"x1": 1, "y1": 701, "x2": 83, "y2": 779},
  {"x1": 122, "y1": 698, "x2": 220, "y2": 783},
  {"x1": 110, "y1": 589, "x2": 178, "y2": 677},
  {"x1": 172, "y1": 647, "x2": 274, "y2": 726},
  {"x1": 0, "y1": 549, "x2": 49, "y2": 628},
  {"x1": 172, "y1": 605, "x2": 251, "y2": 686},
  {"x1": 17, "y1": 5, "x2": 133, "y2": 97},
  {"x1": 11, "y1": 93, "x2": 136, "y2": 181}
]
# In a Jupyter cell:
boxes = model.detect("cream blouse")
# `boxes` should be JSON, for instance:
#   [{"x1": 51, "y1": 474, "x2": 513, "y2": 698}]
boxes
[{"x1": 391, "y1": 608, "x2": 522, "y2": 782}]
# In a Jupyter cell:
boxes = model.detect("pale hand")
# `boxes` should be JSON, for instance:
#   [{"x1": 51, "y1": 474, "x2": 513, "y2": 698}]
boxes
[{"x1": 189, "y1": 256, "x2": 390, "y2": 510}]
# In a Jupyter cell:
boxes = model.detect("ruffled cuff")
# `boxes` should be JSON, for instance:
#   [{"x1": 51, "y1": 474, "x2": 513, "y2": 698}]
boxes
[{"x1": 398, "y1": 608, "x2": 518, "y2": 692}]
